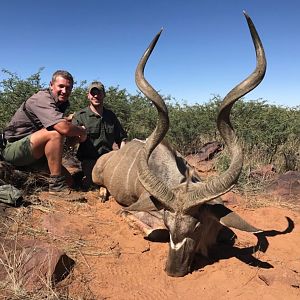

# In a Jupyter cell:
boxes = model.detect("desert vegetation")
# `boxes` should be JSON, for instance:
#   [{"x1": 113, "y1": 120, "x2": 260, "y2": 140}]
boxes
[{"x1": 1, "y1": 69, "x2": 299, "y2": 178}]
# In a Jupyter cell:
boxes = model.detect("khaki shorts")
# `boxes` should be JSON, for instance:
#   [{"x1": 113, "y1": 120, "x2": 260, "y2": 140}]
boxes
[{"x1": 3, "y1": 135, "x2": 43, "y2": 167}]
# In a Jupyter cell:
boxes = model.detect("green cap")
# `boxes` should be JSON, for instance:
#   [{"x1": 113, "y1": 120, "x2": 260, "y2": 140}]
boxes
[{"x1": 88, "y1": 81, "x2": 105, "y2": 93}]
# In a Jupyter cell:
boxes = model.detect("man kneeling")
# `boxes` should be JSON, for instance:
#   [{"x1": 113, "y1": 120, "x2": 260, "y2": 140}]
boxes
[{"x1": 2, "y1": 70, "x2": 87, "y2": 201}]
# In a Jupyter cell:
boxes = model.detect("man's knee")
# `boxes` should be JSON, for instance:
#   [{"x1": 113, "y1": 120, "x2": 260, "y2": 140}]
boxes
[
  {"x1": 31, "y1": 129, "x2": 64, "y2": 146},
  {"x1": 44, "y1": 129, "x2": 65, "y2": 144},
  {"x1": 30, "y1": 129, "x2": 65, "y2": 161},
  {"x1": 50, "y1": 129, "x2": 63, "y2": 137}
]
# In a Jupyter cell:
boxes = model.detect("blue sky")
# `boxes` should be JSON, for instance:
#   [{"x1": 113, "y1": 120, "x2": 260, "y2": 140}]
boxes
[{"x1": 0, "y1": 0, "x2": 299, "y2": 107}]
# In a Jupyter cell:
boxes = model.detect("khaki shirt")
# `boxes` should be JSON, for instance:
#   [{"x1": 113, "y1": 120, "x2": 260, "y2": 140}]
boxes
[
  {"x1": 72, "y1": 106, "x2": 127, "y2": 160},
  {"x1": 4, "y1": 90, "x2": 69, "y2": 142}
]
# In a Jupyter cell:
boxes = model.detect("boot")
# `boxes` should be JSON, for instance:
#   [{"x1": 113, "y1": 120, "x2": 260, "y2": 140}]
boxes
[{"x1": 48, "y1": 175, "x2": 86, "y2": 202}]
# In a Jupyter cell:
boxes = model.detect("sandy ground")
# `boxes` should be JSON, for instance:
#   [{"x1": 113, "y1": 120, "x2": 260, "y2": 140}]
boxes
[{"x1": 4, "y1": 188, "x2": 297, "y2": 300}]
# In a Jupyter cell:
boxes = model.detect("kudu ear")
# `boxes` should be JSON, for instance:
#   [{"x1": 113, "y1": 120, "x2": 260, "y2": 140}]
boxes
[
  {"x1": 124, "y1": 192, "x2": 165, "y2": 212},
  {"x1": 208, "y1": 203, "x2": 262, "y2": 233}
]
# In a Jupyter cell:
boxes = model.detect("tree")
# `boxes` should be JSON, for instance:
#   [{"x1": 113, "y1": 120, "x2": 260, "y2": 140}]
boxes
[
  {"x1": 1, "y1": 69, "x2": 299, "y2": 172},
  {"x1": 0, "y1": 69, "x2": 44, "y2": 129}
]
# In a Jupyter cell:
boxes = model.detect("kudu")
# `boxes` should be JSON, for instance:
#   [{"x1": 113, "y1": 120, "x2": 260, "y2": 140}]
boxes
[{"x1": 92, "y1": 11, "x2": 266, "y2": 277}]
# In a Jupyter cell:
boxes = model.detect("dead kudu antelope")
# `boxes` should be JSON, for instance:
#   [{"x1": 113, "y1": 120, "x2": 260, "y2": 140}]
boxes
[{"x1": 92, "y1": 12, "x2": 266, "y2": 277}]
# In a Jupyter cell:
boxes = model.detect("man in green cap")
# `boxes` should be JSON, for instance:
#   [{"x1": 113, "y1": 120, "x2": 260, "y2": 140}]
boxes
[{"x1": 72, "y1": 81, "x2": 127, "y2": 189}]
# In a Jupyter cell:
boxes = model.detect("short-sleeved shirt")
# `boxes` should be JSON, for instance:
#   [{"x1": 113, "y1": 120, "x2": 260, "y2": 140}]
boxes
[
  {"x1": 72, "y1": 106, "x2": 127, "y2": 160},
  {"x1": 4, "y1": 89, "x2": 69, "y2": 142}
]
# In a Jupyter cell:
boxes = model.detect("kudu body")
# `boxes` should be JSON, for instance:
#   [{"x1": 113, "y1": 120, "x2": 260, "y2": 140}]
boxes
[{"x1": 92, "y1": 12, "x2": 266, "y2": 277}]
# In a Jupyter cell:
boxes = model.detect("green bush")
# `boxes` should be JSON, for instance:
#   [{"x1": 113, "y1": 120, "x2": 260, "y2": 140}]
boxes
[{"x1": 1, "y1": 70, "x2": 299, "y2": 175}]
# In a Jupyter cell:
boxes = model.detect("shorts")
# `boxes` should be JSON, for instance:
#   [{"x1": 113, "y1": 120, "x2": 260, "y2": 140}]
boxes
[
  {"x1": 3, "y1": 135, "x2": 37, "y2": 167},
  {"x1": 2, "y1": 135, "x2": 47, "y2": 168}
]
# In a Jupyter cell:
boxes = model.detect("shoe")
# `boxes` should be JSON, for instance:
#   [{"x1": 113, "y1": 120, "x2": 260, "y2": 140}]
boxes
[{"x1": 48, "y1": 175, "x2": 86, "y2": 202}]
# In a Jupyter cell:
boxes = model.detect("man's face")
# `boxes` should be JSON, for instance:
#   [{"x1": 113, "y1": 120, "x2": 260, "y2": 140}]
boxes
[
  {"x1": 88, "y1": 87, "x2": 105, "y2": 107},
  {"x1": 50, "y1": 76, "x2": 73, "y2": 102}
]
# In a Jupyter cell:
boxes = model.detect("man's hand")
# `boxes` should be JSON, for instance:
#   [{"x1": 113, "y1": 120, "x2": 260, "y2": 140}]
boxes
[
  {"x1": 78, "y1": 126, "x2": 87, "y2": 143},
  {"x1": 65, "y1": 113, "x2": 75, "y2": 122}
]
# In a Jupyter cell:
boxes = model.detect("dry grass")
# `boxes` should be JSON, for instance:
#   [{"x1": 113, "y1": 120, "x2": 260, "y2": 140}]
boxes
[
  {"x1": 0, "y1": 241, "x2": 29, "y2": 298},
  {"x1": 243, "y1": 193, "x2": 300, "y2": 210},
  {"x1": 0, "y1": 237, "x2": 61, "y2": 299},
  {"x1": 0, "y1": 199, "x2": 74, "y2": 300}
]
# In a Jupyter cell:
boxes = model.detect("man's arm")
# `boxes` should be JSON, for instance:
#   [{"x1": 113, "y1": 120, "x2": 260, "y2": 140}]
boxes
[{"x1": 53, "y1": 120, "x2": 87, "y2": 142}]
